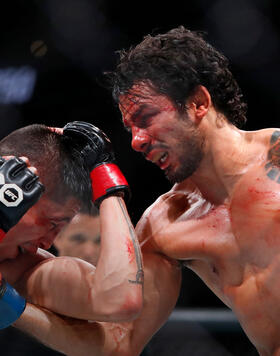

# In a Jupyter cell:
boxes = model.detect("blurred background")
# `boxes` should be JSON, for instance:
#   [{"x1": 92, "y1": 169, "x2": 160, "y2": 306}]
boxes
[{"x1": 0, "y1": 0, "x2": 279, "y2": 354}]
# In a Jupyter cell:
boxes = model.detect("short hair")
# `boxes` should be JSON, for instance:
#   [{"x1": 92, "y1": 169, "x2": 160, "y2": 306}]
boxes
[
  {"x1": 0, "y1": 124, "x2": 93, "y2": 212},
  {"x1": 106, "y1": 26, "x2": 247, "y2": 127}
]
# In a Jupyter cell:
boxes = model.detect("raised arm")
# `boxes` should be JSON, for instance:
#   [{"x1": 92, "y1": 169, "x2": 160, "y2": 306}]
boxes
[
  {"x1": 18, "y1": 122, "x2": 143, "y2": 322},
  {"x1": 19, "y1": 194, "x2": 143, "y2": 322},
  {"x1": 14, "y1": 192, "x2": 182, "y2": 356}
]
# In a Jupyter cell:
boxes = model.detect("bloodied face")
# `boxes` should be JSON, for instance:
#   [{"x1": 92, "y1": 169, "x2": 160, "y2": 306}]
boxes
[
  {"x1": 0, "y1": 196, "x2": 80, "y2": 261},
  {"x1": 119, "y1": 84, "x2": 205, "y2": 183}
]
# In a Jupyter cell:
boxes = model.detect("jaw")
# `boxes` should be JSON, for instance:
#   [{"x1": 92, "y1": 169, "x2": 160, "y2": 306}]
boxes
[{"x1": 0, "y1": 244, "x2": 21, "y2": 262}]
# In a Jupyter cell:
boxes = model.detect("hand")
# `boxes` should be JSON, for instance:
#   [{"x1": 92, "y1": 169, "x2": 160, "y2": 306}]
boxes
[
  {"x1": 0, "y1": 156, "x2": 45, "y2": 239},
  {"x1": 63, "y1": 121, "x2": 130, "y2": 206}
]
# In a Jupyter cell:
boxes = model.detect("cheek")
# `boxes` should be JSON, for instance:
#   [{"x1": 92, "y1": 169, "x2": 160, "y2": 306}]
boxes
[
  {"x1": 20, "y1": 213, "x2": 48, "y2": 232},
  {"x1": 32, "y1": 217, "x2": 51, "y2": 233}
]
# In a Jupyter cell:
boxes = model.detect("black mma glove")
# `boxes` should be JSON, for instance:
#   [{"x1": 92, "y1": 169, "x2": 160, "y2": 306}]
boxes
[
  {"x1": 0, "y1": 156, "x2": 45, "y2": 241},
  {"x1": 63, "y1": 121, "x2": 130, "y2": 206}
]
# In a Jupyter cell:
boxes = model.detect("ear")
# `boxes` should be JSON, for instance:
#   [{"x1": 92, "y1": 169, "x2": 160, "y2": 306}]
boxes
[{"x1": 187, "y1": 85, "x2": 211, "y2": 122}]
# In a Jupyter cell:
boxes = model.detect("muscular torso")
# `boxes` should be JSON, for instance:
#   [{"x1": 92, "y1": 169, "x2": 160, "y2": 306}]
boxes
[{"x1": 138, "y1": 130, "x2": 280, "y2": 355}]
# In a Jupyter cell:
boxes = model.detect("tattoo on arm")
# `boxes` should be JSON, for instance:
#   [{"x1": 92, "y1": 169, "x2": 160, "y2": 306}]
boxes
[
  {"x1": 117, "y1": 197, "x2": 144, "y2": 285},
  {"x1": 265, "y1": 131, "x2": 280, "y2": 183}
]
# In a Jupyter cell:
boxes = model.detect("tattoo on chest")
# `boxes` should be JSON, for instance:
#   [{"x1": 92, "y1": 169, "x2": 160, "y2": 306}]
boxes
[{"x1": 265, "y1": 131, "x2": 280, "y2": 183}]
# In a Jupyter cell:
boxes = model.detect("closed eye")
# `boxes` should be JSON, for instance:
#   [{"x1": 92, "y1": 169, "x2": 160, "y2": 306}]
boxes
[
  {"x1": 50, "y1": 221, "x2": 58, "y2": 230},
  {"x1": 134, "y1": 113, "x2": 154, "y2": 129}
]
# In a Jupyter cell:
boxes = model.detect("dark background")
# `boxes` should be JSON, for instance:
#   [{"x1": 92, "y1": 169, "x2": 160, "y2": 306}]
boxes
[
  {"x1": 0, "y1": 0, "x2": 279, "y2": 309},
  {"x1": 0, "y1": 1, "x2": 279, "y2": 354}
]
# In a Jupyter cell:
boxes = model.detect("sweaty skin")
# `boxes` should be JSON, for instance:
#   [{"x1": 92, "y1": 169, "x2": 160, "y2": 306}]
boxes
[
  {"x1": 15, "y1": 158, "x2": 280, "y2": 356},
  {"x1": 139, "y1": 164, "x2": 280, "y2": 355},
  {"x1": 10, "y1": 86, "x2": 280, "y2": 356},
  {"x1": 14, "y1": 234, "x2": 181, "y2": 356},
  {"x1": 119, "y1": 84, "x2": 280, "y2": 356},
  {"x1": 0, "y1": 196, "x2": 143, "y2": 323}
]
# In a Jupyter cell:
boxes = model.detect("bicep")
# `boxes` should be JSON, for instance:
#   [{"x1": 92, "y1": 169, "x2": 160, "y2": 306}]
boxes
[
  {"x1": 20, "y1": 252, "x2": 182, "y2": 356},
  {"x1": 22, "y1": 256, "x2": 98, "y2": 319},
  {"x1": 0, "y1": 249, "x2": 54, "y2": 286}
]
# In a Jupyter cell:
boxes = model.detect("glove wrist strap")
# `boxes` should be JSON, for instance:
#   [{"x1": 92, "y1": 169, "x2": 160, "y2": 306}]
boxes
[{"x1": 90, "y1": 163, "x2": 129, "y2": 205}]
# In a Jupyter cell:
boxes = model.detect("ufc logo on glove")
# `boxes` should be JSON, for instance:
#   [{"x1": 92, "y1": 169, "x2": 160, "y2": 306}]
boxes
[
  {"x1": 0, "y1": 157, "x2": 44, "y2": 239},
  {"x1": 0, "y1": 173, "x2": 23, "y2": 207}
]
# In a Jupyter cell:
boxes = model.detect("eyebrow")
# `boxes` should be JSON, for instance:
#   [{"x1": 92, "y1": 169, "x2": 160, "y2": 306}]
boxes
[
  {"x1": 130, "y1": 105, "x2": 148, "y2": 123},
  {"x1": 123, "y1": 105, "x2": 146, "y2": 127},
  {"x1": 124, "y1": 104, "x2": 160, "y2": 129}
]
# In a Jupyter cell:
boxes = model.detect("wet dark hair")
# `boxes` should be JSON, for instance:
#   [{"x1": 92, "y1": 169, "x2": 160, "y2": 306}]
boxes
[
  {"x1": 0, "y1": 124, "x2": 93, "y2": 212},
  {"x1": 106, "y1": 26, "x2": 247, "y2": 127}
]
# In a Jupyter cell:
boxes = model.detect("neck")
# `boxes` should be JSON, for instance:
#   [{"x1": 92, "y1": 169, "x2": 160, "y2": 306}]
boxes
[{"x1": 189, "y1": 117, "x2": 266, "y2": 204}]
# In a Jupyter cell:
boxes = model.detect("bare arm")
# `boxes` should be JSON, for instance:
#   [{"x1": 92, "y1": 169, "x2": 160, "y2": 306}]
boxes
[
  {"x1": 13, "y1": 303, "x2": 107, "y2": 356},
  {"x1": 19, "y1": 196, "x2": 143, "y2": 322},
  {"x1": 14, "y1": 247, "x2": 181, "y2": 356}
]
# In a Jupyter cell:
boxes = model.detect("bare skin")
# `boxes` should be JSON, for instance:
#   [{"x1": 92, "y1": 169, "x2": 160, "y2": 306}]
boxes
[
  {"x1": 10, "y1": 85, "x2": 280, "y2": 356},
  {"x1": 14, "y1": 233, "x2": 181, "y2": 356},
  {"x1": 0, "y1": 194, "x2": 143, "y2": 323},
  {"x1": 119, "y1": 83, "x2": 280, "y2": 355}
]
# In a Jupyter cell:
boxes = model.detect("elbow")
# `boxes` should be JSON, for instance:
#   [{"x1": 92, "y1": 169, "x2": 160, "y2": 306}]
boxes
[
  {"x1": 92, "y1": 288, "x2": 143, "y2": 322},
  {"x1": 117, "y1": 292, "x2": 143, "y2": 321},
  {"x1": 107, "y1": 289, "x2": 143, "y2": 322}
]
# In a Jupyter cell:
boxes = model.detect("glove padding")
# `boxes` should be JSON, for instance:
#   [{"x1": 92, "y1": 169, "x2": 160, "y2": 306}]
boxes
[
  {"x1": 0, "y1": 157, "x2": 45, "y2": 240},
  {"x1": 63, "y1": 121, "x2": 130, "y2": 206}
]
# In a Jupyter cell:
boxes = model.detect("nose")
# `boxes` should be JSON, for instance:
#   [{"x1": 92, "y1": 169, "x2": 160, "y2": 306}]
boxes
[
  {"x1": 131, "y1": 127, "x2": 150, "y2": 152},
  {"x1": 82, "y1": 243, "x2": 99, "y2": 264},
  {"x1": 38, "y1": 230, "x2": 57, "y2": 250}
]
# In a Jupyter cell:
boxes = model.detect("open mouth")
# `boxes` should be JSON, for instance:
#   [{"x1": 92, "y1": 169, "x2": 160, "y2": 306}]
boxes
[{"x1": 148, "y1": 151, "x2": 169, "y2": 169}]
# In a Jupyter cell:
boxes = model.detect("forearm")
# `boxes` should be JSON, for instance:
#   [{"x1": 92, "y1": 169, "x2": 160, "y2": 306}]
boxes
[
  {"x1": 13, "y1": 303, "x2": 107, "y2": 356},
  {"x1": 93, "y1": 196, "x2": 144, "y2": 315},
  {"x1": 21, "y1": 197, "x2": 143, "y2": 321}
]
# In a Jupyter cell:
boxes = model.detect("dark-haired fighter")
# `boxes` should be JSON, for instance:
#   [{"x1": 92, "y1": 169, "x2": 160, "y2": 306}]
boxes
[
  {"x1": 0, "y1": 123, "x2": 143, "y2": 334},
  {"x1": 108, "y1": 26, "x2": 280, "y2": 355},
  {"x1": 10, "y1": 26, "x2": 279, "y2": 356}
]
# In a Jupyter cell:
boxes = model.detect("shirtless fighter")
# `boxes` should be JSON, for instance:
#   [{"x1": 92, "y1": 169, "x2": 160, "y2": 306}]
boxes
[
  {"x1": 0, "y1": 123, "x2": 143, "y2": 334},
  {"x1": 8, "y1": 27, "x2": 280, "y2": 356},
  {"x1": 107, "y1": 26, "x2": 280, "y2": 355}
]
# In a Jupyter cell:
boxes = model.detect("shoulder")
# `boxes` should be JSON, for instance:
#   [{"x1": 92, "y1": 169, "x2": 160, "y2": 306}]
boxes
[
  {"x1": 135, "y1": 185, "x2": 188, "y2": 244},
  {"x1": 231, "y1": 159, "x2": 280, "y2": 216},
  {"x1": 232, "y1": 128, "x2": 280, "y2": 194},
  {"x1": 264, "y1": 129, "x2": 280, "y2": 183},
  {"x1": 136, "y1": 180, "x2": 209, "y2": 246}
]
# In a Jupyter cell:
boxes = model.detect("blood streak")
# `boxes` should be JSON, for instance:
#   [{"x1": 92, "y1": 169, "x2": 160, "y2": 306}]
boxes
[
  {"x1": 126, "y1": 238, "x2": 135, "y2": 263},
  {"x1": 162, "y1": 105, "x2": 176, "y2": 112},
  {"x1": 107, "y1": 323, "x2": 128, "y2": 352}
]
